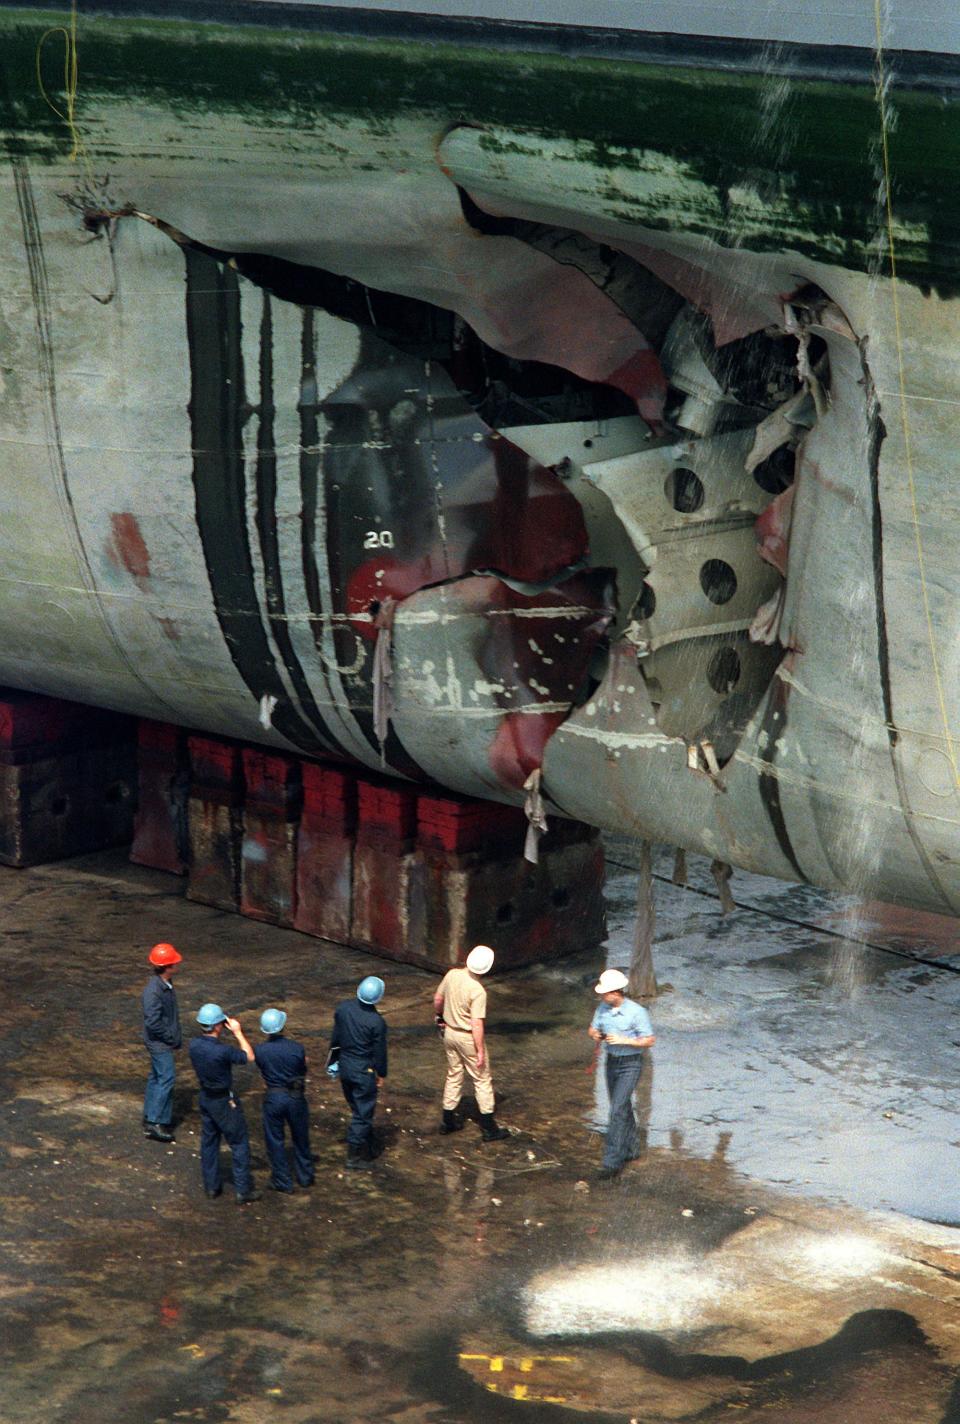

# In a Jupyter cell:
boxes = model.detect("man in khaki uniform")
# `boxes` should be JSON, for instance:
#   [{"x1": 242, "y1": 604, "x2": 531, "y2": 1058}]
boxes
[{"x1": 434, "y1": 944, "x2": 509, "y2": 1142}]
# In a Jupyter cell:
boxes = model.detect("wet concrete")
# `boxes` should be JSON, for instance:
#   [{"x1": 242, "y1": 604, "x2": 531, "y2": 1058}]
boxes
[{"x1": 2, "y1": 846, "x2": 960, "y2": 1422}]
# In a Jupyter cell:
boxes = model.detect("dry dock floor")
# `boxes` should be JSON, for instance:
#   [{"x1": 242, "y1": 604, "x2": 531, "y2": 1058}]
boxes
[{"x1": 2, "y1": 845, "x2": 960, "y2": 1422}]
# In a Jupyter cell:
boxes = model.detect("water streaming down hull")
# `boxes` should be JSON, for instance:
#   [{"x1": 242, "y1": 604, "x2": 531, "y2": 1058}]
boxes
[{"x1": 0, "y1": 0, "x2": 959, "y2": 913}]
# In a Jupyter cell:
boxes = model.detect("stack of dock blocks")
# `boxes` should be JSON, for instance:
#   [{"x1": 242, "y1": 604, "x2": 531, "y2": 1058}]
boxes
[
  {"x1": 132, "y1": 721, "x2": 605, "y2": 971},
  {"x1": 0, "y1": 690, "x2": 137, "y2": 867}
]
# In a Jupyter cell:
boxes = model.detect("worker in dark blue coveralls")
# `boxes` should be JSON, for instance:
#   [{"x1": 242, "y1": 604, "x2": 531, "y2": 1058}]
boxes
[
  {"x1": 188, "y1": 1004, "x2": 261, "y2": 1204},
  {"x1": 254, "y1": 1008, "x2": 315, "y2": 1194},
  {"x1": 330, "y1": 976, "x2": 388, "y2": 1170},
  {"x1": 141, "y1": 942, "x2": 183, "y2": 1143},
  {"x1": 588, "y1": 968, "x2": 656, "y2": 1181}
]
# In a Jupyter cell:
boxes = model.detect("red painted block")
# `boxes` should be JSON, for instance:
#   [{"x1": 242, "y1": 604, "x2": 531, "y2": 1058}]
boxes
[
  {"x1": 294, "y1": 815, "x2": 354, "y2": 942},
  {"x1": 301, "y1": 762, "x2": 357, "y2": 833},
  {"x1": 0, "y1": 690, "x2": 132, "y2": 767},
  {"x1": 0, "y1": 690, "x2": 88, "y2": 752},
  {"x1": 186, "y1": 799, "x2": 241, "y2": 911},
  {"x1": 357, "y1": 779, "x2": 418, "y2": 841},
  {"x1": 130, "y1": 720, "x2": 188, "y2": 875},
  {"x1": 417, "y1": 793, "x2": 526, "y2": 854},
  {"x1": 241, "y1": 749, "x2": 301, "y2": 811},
  {"x1": 237, "y1": 753, "x2": 301, "y2": 925},
  {"x1": 137, "y1": 719, "x2": 181, "y2": 755},
  {"x1": 405, "y1": 823, "x2": 606, "y2": 971},
  {"x1": 0, "y1": 741, "x2": 137, "y2": 867},
  {"x1": 350, "y1": 833, "x2": 415, "y2": 958},
  {"x1": 351, "y1": 780, "x2": 418, "y2": 954},
  {"x1": 240, "y1": 813, "x2": 298, "y2": 927},
  {"x1": 302, "y1": 763, "x2": 354, "y2": 802},
  {"x1": 187, "y1": 736, "x2": 242, "y2": 798},
  {"x1": 185, "y1": 737, "x2": 243, "y2": 910}
]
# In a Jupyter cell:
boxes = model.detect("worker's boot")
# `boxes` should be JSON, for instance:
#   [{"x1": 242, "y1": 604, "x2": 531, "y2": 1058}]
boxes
[
  {"x1": 439, "y1": 1109, "x2": 463, "y2": 1135},
  {"x1": 143, "y1": 1121, "x2": 175, "y2": 1143},
  {"x1": 479, "y1": 1113, "x2": 510, "y2": 1142},
  {"x1": 346, "y1": 1145, "x2": 374, "y2": 1171}
]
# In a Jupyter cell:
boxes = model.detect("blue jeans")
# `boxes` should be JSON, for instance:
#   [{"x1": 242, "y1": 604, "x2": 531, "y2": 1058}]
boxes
[
  {"x1": 199, "y1": 1093, "x2": 252, "y2": 1196},
  {"x1": 144, "y1": 1046, "x2": 175, "y2": 1126},
  {"x1": 603, "y1": 1053, "x2": 644, "y2": 1169},
  {"x1": 262, "y1": 1091, "x2": 314, "y2": 1188}
]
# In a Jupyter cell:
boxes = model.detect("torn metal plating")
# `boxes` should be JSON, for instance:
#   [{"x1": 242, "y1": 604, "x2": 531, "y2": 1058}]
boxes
[{"x1": 67, "y1": 195, "x2": 836, "y2": 835}]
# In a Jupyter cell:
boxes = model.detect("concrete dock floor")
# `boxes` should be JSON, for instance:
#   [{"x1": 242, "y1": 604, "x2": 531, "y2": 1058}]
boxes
[{"x1": 2, "y1": 845, "x2": 960, "y2": 1422}]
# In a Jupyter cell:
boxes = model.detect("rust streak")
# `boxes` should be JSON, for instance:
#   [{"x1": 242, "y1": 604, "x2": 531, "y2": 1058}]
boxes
[{"x1": 108, "y1": 512, "x2": 151, "y2": 586}]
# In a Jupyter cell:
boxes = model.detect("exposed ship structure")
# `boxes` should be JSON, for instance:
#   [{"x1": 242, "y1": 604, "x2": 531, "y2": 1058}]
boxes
[{"x1": 0, "y1": 0, "x2": 959, "y2": 915}]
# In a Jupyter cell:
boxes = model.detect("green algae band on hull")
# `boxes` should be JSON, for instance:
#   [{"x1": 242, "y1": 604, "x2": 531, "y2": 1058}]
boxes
[{"x1": 0, "y1": 3, "x2": 957, "y2": 283}]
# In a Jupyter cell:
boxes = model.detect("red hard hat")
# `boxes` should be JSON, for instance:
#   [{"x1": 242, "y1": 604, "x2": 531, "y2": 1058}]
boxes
[{"x1": 148, "y1": 942, "x2": 182, "y2": 966}]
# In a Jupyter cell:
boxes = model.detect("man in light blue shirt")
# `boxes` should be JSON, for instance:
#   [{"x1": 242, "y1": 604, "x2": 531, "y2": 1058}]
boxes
[{"x1": 589, "y1": 968, "x2": 655, "y2": 1180}]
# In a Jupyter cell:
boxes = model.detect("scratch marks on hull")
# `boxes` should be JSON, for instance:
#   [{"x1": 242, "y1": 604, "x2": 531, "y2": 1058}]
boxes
[
  {"x1": 863, "y1": 359, "x2": 957, "y2": 915},
  {"x1": 12, "y1": 155, "x2": 180, "y2": 715},
  {"x1": 757, "y1": 673, "x2": 808, "y2": 884}
]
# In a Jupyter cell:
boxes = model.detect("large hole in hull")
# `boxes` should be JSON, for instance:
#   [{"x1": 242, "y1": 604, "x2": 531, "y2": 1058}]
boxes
[{"x1": 77, "y1": 200, "x2": 839, "y2": 787}]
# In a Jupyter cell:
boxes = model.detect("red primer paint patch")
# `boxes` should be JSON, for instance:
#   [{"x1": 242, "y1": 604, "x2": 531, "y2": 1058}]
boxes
[
  {"x1": 605, "y1": 349, "x2": 668, "y2": 428},
  {"x1": 108, "y1": 513, "x2": 151, "y2": 586},
  {"x1": 156, "y1": 617, "x2": 181, "y2": 642},
  {"x1": 755, "y1": 484, "x2": 795, "y2": 579},
  {"x1": 489, "y1": 710, "x2": 567, "y2": 790}
]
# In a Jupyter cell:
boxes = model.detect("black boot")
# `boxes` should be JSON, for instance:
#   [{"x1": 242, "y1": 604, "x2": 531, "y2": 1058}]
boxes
[
  {"x1": 346, "y1": 1146, "x2": 374, "y2": 1171},
  {"x1": 367, "y1": 1133, "x2": 385, "y2": 1160},
  {"x1": 144, "y1": 1122, "x2": 175, "y2": 1143},
  {"x1": 479, "y1": 1113, "x2": 509, "y2": 1142},
  {"x1": 439, "y1": 1109, "x2": 464, "y2": 1135}
]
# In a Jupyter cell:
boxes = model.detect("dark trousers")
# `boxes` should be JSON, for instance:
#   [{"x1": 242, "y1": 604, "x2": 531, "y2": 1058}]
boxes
[
  {"x1": 339, "y1": 1065, "x2": 378, "y2": 1150},
  {"x1": 199, "y1": 1093, "x2": 252, "y2": 1196},
  {"x1": 262, "y1": 1091, "x2": 314, "y2": 1188},
  {"x1": 603, "y1": 1053, "x2": 644, "y2": 1169},
  {"x1": 144, "y1": 1045, "x2": 175, "y2": 1126}
]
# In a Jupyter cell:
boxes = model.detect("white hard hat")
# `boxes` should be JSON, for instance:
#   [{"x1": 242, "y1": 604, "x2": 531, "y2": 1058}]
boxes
[
  {"x1": 466, "y1": 944, "x2": 495, "y2": 975},
  {"x1": 594, "y1": 968, "x2": 629, "y2": 994}
]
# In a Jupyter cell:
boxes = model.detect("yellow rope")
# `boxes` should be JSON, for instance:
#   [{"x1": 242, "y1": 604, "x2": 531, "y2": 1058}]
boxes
[
  {"x1": 35, "y1": 0, "x2": 90, "y2": 172},
  {"x1": 873, "y1": 0, "x2": 960, "y2": 785}
]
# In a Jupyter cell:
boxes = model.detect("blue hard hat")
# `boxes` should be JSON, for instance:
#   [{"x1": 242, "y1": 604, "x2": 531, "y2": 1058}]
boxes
[
  {"x1": 196, "y1": 1002, "x2": 227, "y2": 1028},
  {"x1": 259, "y1": 1008, "x2": 287, "y2": 1035},
  {"x1": 357, "y1": 975, "x2": 385, "y2": 1005}
]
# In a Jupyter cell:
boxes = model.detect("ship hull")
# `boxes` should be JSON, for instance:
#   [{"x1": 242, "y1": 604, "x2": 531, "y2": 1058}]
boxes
[{"x1": 1, "y1": 3, "x2": 959, "y2": 912}]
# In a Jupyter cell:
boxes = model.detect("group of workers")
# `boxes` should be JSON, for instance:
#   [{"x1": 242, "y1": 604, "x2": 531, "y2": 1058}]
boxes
[{"x1": 141, "y1": 941, "x2": 655, "y2": 1202}]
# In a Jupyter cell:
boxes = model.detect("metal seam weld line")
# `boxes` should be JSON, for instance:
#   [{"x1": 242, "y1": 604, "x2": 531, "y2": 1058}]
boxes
[{"x1": 872, "y1": 0, "x2": 960, "y2": 788}]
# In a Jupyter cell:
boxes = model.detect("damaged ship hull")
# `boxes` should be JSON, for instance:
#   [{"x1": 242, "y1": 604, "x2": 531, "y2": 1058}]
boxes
[{"x1": 1, "y1": 1, "x2": 959, "y2": 913}]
